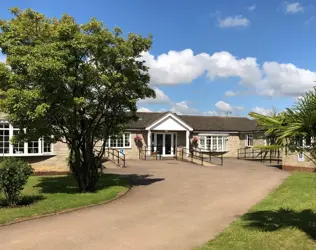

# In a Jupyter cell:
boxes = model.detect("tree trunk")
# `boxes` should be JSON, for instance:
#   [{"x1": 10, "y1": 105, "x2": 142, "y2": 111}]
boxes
[{"x1": 69, "y1": 141, "x2": 102, "y2": 192}]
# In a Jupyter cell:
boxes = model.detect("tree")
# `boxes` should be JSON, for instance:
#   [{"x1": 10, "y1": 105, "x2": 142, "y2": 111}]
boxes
[
  {"x1": 249, "y1": 87, "x2": 316, "y2": 165},
  {"x1": 0, "y1": 8, "x2": 155, "y2": 192}
]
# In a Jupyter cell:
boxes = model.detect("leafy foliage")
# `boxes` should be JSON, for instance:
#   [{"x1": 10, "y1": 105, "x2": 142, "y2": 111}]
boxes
[
  {"x1": 0, "y1": 158, "x2": 33, "y2": 206},
  {"x1": 0, "y1": 8, "x2": 155, "y2": 192},
  {"x1": 249, "y1": 87, "x2": 316, "y2": 165}
]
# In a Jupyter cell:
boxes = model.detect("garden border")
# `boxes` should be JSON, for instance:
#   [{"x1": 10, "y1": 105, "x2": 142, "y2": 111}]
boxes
[{"x1": 0, "y1": 185, "x2": 131, "y2": 227}]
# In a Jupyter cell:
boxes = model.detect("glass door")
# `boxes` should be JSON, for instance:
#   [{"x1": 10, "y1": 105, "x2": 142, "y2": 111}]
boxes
[
  {"x1": 156, "y1": 134, "x2": 163, "y2": 155},
  {"x1": 164, "y1": 134, "x2": 172, "y2": 156},
  {"x1": 152, "y1": 133, "x2": 175, "y2": 156}
]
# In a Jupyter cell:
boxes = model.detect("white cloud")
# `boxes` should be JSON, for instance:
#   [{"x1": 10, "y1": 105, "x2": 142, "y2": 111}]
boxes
[
  {"x1": 138, "y1": 88, "x2": 170, "y2": 104},
  {"x1": 257, "y1": 62, "x2": 316, "y2": 97},
  {"x1": 215, "y1": 101, "x2": 233, "y2": 112},
  {"x1": 138, "y1": 107, "x2": 152, "y2": 112},
  {"x1": 205, "y1": 110, "x2": 219, "y2": 116},
  {"x1": 252, "y1": 107, "x2": 274, "y2": 116},
  {"x1": 170, "y1": 101, "x2": 200, "y2": 115},
  {"x1": 140, "y1": 49, "x2": 206, "y2": 85},
  {"x1": 234, "y1": 106, "x2": 244, "y2": 111},
  {"x1": 285, "y1": 2, "x2": 304, "y2": 13},
  {"x1": 141, "y1": 49, "x2": 260, "y2": 86},
  {"x1": 218, "y1": 15, "x2": 250, "y2": 28},
  {"x1": 248, "y1": 5, "x2": 256, "y2": 11},
  {"x1": 142, "y1": 49, "x2": 316, "y2": 97},
  {"x1": 225, "y1": 90, "x2": 238, "y2": 97}
]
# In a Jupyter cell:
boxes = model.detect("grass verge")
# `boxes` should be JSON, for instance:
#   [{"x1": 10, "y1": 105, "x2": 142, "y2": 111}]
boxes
[
  {"x1": 196, "y1": 172, "x2": 316, "y2": 250},
  {"x1": 0, "y1": 174, "x2": 128, "y2": 225}
]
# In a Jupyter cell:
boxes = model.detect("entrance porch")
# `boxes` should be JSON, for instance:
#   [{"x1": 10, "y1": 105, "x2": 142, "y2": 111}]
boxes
[{"x1": 145, "y1": 112, "x2": 193, "y2": 157}]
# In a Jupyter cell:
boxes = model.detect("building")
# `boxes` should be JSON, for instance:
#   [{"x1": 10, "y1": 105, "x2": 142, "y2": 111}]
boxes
[{"x1": 0, "y1": 111, "x2": 314, "y2": 172}]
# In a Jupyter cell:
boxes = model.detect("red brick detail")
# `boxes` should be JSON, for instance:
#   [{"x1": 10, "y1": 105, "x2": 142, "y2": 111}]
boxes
[{"x1": 282, "y1": 165, "x2": 316, "y2": 172}]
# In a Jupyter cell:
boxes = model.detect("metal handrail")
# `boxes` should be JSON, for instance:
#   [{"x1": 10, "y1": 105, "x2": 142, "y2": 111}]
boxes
[
  {"x1": 138, "y1": 146, "x2": 162, "y2": 160},
  {"x1": 174, "y1": 147, "x2": 224, "y2": 166},
  {"x1": 237, "y1": 147, "x2": 282, "y2": 164},
  {"x1": 105, "y1": 147, "x2": 126, "y2": 167},
  {"x1": 193, "y1": 148, "x2": 225, "y2": 166}
]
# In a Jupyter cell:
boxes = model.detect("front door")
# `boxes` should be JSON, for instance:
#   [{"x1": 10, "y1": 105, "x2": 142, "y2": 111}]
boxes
[
  {"x1": 156, "y1": 134, "x2": 163, "y2": 155},
  {"x1": 153, "y1": 133, "x2": 175, "y2": 156},
  {"x1": 164, "y1": 134, "x2": 172, "y2": 156}
]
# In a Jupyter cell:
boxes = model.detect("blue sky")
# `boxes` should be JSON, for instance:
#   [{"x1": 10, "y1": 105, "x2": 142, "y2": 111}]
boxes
[{"x1": 1, "y1": 0, "x2": 316, "y2": 116}]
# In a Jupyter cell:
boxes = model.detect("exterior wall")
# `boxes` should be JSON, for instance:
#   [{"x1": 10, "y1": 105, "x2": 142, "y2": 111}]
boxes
[
  {"x1": 225, "y1": 134, "x2": 240, "y2": 157},
  {"x1": 0, "y1": 128, "x2": 269, "y2": 172},
  {"x1": 26, "y1": 141, "x2": 70, "y2": 172},
  {"x1": 239, "y1": 132, "x2": 265, "y2": 148},
  {"x1": 282, "y1": 151, "x2": 316, "y2": 171},
  {"x1": 177, "y1": 131, "x2": 186, "y2": 147},
  {"x1": 120, "y1": 131, "x2": 147, "y2": 159},
  {"x1": 192, "y1": 131, "x2": 265, "y2": 158}
]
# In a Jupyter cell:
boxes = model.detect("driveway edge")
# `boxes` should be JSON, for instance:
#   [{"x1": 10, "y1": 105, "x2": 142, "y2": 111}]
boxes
[{"x1": 0, "y1": 186, "x2": 131, "y2": 228}]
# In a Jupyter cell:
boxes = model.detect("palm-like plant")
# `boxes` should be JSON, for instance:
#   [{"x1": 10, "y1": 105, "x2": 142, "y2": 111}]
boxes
[{"x1": 249, "y1": 87, "x2": 316, "y2": 165}]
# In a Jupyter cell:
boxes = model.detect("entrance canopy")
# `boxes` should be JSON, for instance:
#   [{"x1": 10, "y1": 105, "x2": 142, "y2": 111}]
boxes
[{"x1": 145, "y1": 112, "x2": 193, "y2": 131}]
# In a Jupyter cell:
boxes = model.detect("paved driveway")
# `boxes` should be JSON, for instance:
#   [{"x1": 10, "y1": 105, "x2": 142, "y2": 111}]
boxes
[{"x1": 0, "y1": 159, "x2": 289, "y2": 250}]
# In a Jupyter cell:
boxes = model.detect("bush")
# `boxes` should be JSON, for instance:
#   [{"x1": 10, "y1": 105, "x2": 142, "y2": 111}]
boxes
[{"x1": 0, "y1": 158, "x2": 33, "y2": 206}]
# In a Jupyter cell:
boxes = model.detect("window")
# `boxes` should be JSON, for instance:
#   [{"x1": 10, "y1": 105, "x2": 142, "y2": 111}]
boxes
[
  {"x1": 13, "y1": 130, "x2": 24, "y2": 154},
  {"x1": 42, "y1": 138, "x2": 52, "y2": 153},
  {"x1": 245, "y1": 134, "x2": 253, "y2": 147},
  {"x1": 198, "y1": 135, "x2": 227, "y2": 152},
  {"x1": 0, "y1": 122, "x2": 53, "y2": 156},
  {"x1": 28, "y1": 140, "x2": 39, "y2": 153},
  {"x1": 0, "y1": 123, "x2": 9, "y2": 154},
  {"x1": 107, "y1": 133, "x2": 131, "y2": 148}
]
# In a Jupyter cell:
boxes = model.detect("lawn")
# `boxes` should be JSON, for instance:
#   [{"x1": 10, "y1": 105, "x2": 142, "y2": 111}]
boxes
[
  {"x1": 0, "y1": 174, "x2": 128, "y2": 225},
  {"x1": 196, "y1": 172, "x2": 316, "y2": 250}
]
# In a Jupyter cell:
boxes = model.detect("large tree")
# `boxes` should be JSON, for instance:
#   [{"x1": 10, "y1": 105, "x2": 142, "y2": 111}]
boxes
[{"x1": 0, "y1": 8, "x2": 155, "y2": 192}]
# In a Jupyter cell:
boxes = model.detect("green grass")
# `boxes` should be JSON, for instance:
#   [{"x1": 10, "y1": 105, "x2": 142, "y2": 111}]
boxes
[
  {"x1": 0, "y1": 174, "x2": 128, "y2": 225},
  {"x1": 197, "y1": 172, "x2": 316, "y2": 250}
]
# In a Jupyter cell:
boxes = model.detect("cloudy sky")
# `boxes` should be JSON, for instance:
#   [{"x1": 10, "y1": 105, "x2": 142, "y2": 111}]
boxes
[{"x1": 2, "y1": 0, "x2": 316, "y2": 116}]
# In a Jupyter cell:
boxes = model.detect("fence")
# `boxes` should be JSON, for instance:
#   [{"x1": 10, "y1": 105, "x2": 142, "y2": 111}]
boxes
[{"x1": 237, "y1": 147, "x2": 282, "y2": 164}]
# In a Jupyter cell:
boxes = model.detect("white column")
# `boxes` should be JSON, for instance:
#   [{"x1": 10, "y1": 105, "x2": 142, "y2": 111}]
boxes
[
  {"x1": 186, "y1": 130, "x2": 190, "y2": 156},
  {"x1": 147, "y1": 130, "x2": 151, "y2": 155}
]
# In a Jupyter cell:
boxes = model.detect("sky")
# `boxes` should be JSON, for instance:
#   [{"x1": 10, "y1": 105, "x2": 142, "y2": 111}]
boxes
[{"x1": 1, "y1": 0, "x2": 316, "y2": 117}]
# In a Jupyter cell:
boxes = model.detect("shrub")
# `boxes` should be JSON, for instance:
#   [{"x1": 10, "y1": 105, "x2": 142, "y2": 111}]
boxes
[{"x1": 0, "y1": 158, "x2": 33, "y2": 206}]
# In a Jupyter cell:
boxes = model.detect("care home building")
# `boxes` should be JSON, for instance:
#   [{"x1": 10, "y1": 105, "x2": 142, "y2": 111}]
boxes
[{"x1": 0, "y1": 111, "x2": 314, "y2": 172}]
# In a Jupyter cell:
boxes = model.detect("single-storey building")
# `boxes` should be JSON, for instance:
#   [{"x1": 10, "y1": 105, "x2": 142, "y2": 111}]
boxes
[{"x1": 0, "y1": 111, "x2": 315, "y2": 172}]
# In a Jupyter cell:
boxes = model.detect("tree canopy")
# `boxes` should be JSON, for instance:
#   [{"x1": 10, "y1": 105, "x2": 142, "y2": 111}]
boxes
[{"x1": 0, "y1": 8, "x2": 155, "y2": 191}]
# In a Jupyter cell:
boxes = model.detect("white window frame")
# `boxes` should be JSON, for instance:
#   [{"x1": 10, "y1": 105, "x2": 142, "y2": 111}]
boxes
[
  {"x1": 198, "y1": 134, "x2": 227, "y2": 152},
  {"x1": 106, "y1": 132, "x2": 131, "y2": 149},
  {"x1": 0, "y1": 122, "x2": 54, "y2": 157},
  {"x1": 245, "y1": 134, "x2": 253, "y2": 147}
]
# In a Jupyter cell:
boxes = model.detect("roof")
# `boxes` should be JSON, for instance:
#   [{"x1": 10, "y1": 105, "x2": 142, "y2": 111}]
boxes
[{"x1": 128, "y1": 112, "x2": 259, "y2": 132}]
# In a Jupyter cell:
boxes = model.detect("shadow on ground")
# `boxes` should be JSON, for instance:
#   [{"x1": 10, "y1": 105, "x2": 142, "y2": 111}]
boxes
[
  {"x1": 243, "y1": 208, "x2": 316, "y2": 240},
  {"x1": 0, "y1": 195, "x2": 45, "y2": 207},
  {"x1": 34, "y1": 174, "x2": 164, "y2": 194},
  {"x1": 264, "y1": 164, "x2": 282, "y2": 170}
]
